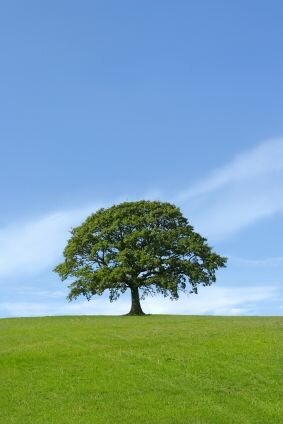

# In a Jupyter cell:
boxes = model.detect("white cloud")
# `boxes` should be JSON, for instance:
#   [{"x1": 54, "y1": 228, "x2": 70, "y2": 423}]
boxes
[
  {"x1": 0, "y1": 285, "x2": 280, "y2": 317},
  {"x1": 177, "y1": 138, "x2": 283, "y2": 240},
  {"x1": 0, "y1": 297, "x2": 129, "y2": 318},
  {"x1": 144, "y1": 284, "x2": 280, "y2": 315},
  {"x1": 178, "y1": 138, "x2": 283, "y2": 201},
  {"x1": 0, "y1": 204, "x2": 100, "y2": 278}
]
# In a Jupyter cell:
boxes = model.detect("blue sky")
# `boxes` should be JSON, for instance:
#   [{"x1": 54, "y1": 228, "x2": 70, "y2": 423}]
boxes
[{"x1": 0, "y1": 0, "x2": 283, "y2": 317}]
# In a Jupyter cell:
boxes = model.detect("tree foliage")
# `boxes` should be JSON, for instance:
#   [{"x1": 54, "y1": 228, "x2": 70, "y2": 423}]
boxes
[{"x1": 54, "y1": 201, "x2": 227, "y2": 315}]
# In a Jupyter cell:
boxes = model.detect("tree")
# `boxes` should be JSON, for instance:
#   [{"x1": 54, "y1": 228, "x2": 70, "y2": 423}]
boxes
[{"x1": 54, "y1": 201, "x2": 227, "y2": 315}]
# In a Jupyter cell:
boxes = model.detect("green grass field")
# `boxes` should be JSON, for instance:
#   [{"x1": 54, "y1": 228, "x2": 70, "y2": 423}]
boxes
[{"x1": 0, "y1": 315, "x2": 282, "y2": 423}]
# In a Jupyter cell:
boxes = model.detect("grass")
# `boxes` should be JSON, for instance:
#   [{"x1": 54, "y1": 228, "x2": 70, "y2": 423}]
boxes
[{"x1": 0, "y1": 315, "x2": 282, "y2": 423}]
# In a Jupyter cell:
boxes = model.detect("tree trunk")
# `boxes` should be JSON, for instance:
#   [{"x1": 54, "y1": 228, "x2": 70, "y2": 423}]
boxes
[{"x1": 127, "y1": 286, "x2": 145, "y2": 316}]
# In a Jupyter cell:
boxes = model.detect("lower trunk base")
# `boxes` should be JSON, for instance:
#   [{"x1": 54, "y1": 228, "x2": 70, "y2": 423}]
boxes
[
  {"x1": 127, "y1": 286, "x2": 146, "y2": 316},
  {"x1": 125, "y1": 309, "x2": 146, "y2": 316}
]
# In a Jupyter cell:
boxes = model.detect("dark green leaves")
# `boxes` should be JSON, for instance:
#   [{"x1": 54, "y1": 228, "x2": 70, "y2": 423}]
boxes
[{"x1": 54, "y1": 200, "x2": 227, "y2": 304}]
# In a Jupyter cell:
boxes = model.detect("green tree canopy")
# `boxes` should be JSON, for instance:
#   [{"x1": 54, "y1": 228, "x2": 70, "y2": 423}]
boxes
[{"x1": 54, "y1": 201, "x2": 227, "y2": 315}]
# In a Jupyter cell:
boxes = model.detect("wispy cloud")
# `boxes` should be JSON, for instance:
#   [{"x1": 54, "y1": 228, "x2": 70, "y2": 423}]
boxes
[
  {"x1": 0, "y1": 285, "x2": 280, "y2": 317},
  {"x1": 144, "y1": 285, "x2": 280, "y2": 316},
  {"x1": 177, "y1": 138, "x2": 283, "y2": 239},
  {"x1": 178, "y1": 138, "x2": 283, "y2": 201},
  {"x1": 0, "y1": 296, "x2": 128, "y2": 318},
  {"x1": 0, "y1": 205, "x2": 99, "y2": 278}
]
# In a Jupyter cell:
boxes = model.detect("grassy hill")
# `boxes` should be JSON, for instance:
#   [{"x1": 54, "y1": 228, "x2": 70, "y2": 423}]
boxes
[{"x1": 0, "y1": 315, "x2": 282, "y2": 423}]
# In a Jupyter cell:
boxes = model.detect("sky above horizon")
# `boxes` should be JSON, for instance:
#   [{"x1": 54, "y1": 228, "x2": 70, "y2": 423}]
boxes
[{"x1": 1, "y1": 1, "x2": 283, "y2": 317}]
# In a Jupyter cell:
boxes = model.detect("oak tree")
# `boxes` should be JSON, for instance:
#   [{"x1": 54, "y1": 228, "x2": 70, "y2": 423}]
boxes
[{"x1": 54, "y1": 201, "x2": 227, "y2": 315}]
